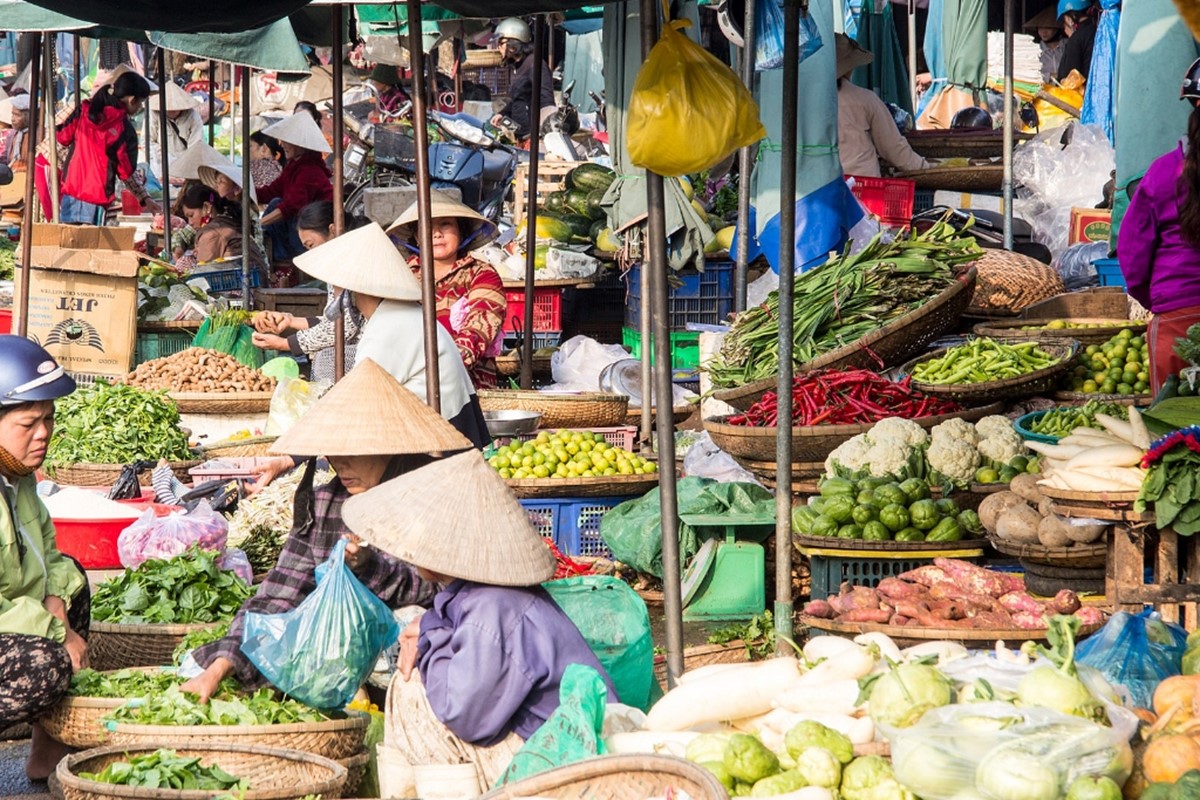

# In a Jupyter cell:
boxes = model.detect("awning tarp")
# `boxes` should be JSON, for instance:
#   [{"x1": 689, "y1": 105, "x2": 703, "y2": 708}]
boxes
[
  {"x1": 21, "y1": 0, "x2": 311, "y2": 33},
  {"x1": 148, "y1": 19, "x2": 312, "y2": 73},
  {"x1": 850, "y1": 2, "x2": 913, "y2": 115},
  {"x1": 0, "y1": 0, "x2": 93, "y2": 31}
]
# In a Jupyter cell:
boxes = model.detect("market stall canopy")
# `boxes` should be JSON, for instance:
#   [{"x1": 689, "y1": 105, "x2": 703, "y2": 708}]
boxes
[
  {"x1": 0, "y1": 0, "x2": 146, "y2": 39},
  {"x1": 148, "y1": 19, "x2": 312, "y2": 73},
  {"x1": 21, "y1": 0, "x2": 310, "y2": 32},
  {"x1": 849, "y1": 1, "x2": 913, "y2": 114}
]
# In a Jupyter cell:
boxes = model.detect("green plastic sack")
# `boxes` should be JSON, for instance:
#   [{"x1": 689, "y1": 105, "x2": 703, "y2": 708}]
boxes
[
  {"x1": 600, "y1": 477, "x2": 775, "y2": 578},
  {"x1": 545, "y1": 576, "x2": 654, "y2": 712},
  {"x1": 495, "y1": 664, "x2": 608, "y2": 787},
  {"x1": 192, "y1": 318, "x2": 264, "y2": 369}
]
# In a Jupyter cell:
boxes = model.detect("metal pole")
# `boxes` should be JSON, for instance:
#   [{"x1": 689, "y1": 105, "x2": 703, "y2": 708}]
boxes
[
  {"x1": 1002, "y1": 0, "x2": 1015, "y2": 250},
  {"x1": 734, "y1": 0, "x2": 757, "y2": 312},
  {"x1": 44, "y1": 33, "x2": 59, "y2": 224},
  {"x1": 908, "y1": 0, "x2": 918, "y2": 111},
  {"x1": 157, "y1": 48, "x2": 172, "y2": 260},
  {"x1": 332, "y1": 3, "x2": 347, "y2": 381},
  {"x1": 521, "y1": 21, "x2": 545, "y2": 391},
  {"x1": 547, "y1": 18, "x2": 556, "y2": 72},
  {"x1": 72, "y1": 34, "x2": 80, "y2": 110},
  {"x1": 207, "y1": 61, "x2": 216, "y2": 145},
  {"x1": 17, "y1": 35, "x2": 42, "y2": 338},
  {"x1": 241, "y1": 66, "x2": 252, "y2": 309},
  {"x1": 774, "y1": 0, "x2": 801, "y2": 650},
  {"x1": 407, "y1": 0, "x2": 440, "y2": 412},
  {"x1": 640, "y1": 0, "x2": 683, "y2": 686}
]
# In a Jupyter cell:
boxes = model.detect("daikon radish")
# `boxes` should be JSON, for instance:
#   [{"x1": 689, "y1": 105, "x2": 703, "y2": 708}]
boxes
[
  {"x1": 678, "y1": 663, "x2": 744, "y2": 685},
  {"x1": 1095, "y1": 413, "x2": 1137, "y2": 445},
  {"x1": 795, "y1": 643, "x2": 876, "y2": 686},
  {"x1": 1025, "y1": 441, "x2": 1088, "y2": 459},
  {"x1": 1065, "y1": 444, "x2": 1146, "y2": 469},
  {"x1": 1128, "y1": 407, "x2": 1152, "y2": 450},
  {"x1": 853, "y1": 632, "x2": 903, "y2": 664},
  {"x1": 1037, "y1": 473, "x2": 1071, "y2": 490},
  {"x1": 773, "y1": 678, "x2": 863, "y2": 716},
  {"x1": 1073, "y1": 466, "x2": 1147, "y2": 489},
  {"x1": 1053, "y1": 468, "x2": 1141, "y2": 492},
  {"x1": 604, "y1": 731, "x2": 698, "y2": 756},
  {"x1": 901, "y1": 641, "x2": 969, "y2": 663},
  {"x1": 803, "y1": 636, "x2": 865, "y2": 664},
  {"x1": 644, "y1": 656, "x2": 801, "y2": 731},
  {"x1": 1062, "y1": 429, "x2": 1128, "y2": 446}
]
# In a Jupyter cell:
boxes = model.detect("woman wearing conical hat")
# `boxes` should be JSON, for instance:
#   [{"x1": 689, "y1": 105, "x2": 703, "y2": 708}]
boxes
[
  {"x1": 256, "y1": 111, "x2": 333, "y2": 262},
  {"x1": 342, "y1": 450, "x2": 619, "y2": 790},
  {"x1": 147, "y1": 82, "x2": 204, "y2": 195},
  {"x1": 181, "y1": 360, "x2": 470, "y2": 703}
]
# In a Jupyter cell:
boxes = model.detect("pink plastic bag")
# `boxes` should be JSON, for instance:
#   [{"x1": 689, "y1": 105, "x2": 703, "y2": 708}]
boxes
[{"x1": 117, "y1": 501, "x2": 229, "y2": 569}]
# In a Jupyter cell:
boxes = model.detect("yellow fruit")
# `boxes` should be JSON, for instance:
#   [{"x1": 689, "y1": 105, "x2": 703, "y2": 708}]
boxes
[{"x1": 677, "y1": 175, "x2": 694, "y2": 200}]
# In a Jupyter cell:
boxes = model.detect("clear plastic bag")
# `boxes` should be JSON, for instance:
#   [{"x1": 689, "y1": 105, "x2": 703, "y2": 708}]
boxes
[
  {"x1": 265, "y1": 377, "x2": 327, "y2": 437},
  {"x1": 1053, "y1": 241, "x2": 1108, "y2": 290},
  {"x1": 682, "y1": 431, "x2": 763, "y2": 485},
  {"x1": 218, "y1": 547, "x2": 253, "y2": 585},
  {"x1": 240, "y1": 539, "x2": 400, "y2": 709},
  {"x1": 117, "y1": 500, "x2": 229, "y2": 569},
  {"x1": 755, "y1": 1, "x2": 823, "y2": 71},
  {"x1": 1076, "y1": 610, "x2": 1188, "y2": 710}
]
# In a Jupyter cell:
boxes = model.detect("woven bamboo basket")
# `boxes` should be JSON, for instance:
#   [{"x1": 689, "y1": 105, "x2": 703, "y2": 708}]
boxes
[
  {"x1": 1052, "y1": 391, "x2": 1153, "y2": 406},
  {"x1": 200, "y1": 435, "x2": 279, "y2": 458},
  {"x1": 89, "y1": 622, "x2": 224, "y2": 671},
  {"x1": 338, "y1": 750, "x2": 370, "y2": 796},
  {"x1": 703, "y1": 401, "x2": 1004, "y2": 464},
  {"x1": 48, "y1": 459, "x2": 200, "y2": 488},
  {"x1": 795, "y1": 535, "x2": 988, "y2": 553},
  {"x1": 494, "y1": 353, "x2": 553, "y2": 378},
  {"x1": 480, "y1": 754, "x2": 729, "y2": 800},
  {"x1": 622, "y1": 403, "x2": 698, "y2": 427},
  {"x1": 988, "y1": 536, "x2": 1108, "y2": 568},
  {"x1": 713, "y1": 268, "x2": 977, "y2": 411},
  {"x1": 105, "y1": 711, "x2": 370, "y2": 761},
  {"x1": 56, "y1": 743, "x2": 347, "y2": 800},
  {"x1": 653, "y1": 641, "x2": 748, "y2": 686},
  {"x1": 972, "y1": 318, "x2": 1146, "y2": 345},
  {"x1": 168, "y1": 392, "x2": 275, "y2": 414},
  {"x1": 1040, "y1": 485, "x2": 1152, "y2": 523},
  {"x1": 904, "y1": 130, "x2": 1032, "y2": 159},
  {"x1": 41, "y1": 696, "x2": 125, "y2": 749},
  {"x1": 900, "y1": 341, "x2": 1079, "y2": 405},
  {"x1": 799, "y1": 614, "x2": 1103, "y2": 648},
  {"x1": 506, "y1": 472, "x2": 660, "y2": 499},
  {"x1": 1020, "y1": 288, "x2": 1131, "y2": 320},
  {"x1": 478, "y1": 390, "x2": 629, "y2": 428},
  {"x1": 897, "y1": 164, "x2": 1004, "y2": 192}
]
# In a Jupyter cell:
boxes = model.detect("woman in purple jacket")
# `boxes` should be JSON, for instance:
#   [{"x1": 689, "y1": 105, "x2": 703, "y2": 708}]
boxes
[{"x1": 1118, "y1": 57, "x2": 1200, "y2": 392}]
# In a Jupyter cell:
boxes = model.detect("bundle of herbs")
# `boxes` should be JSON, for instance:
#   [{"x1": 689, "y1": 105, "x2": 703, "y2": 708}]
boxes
[
  {"x1": 79, "y1": 748, "x2": 249, "y2": 791},
  {"x1": 92, "y1": 545, "x2": 253, "y2": 625},
  {"x1": 47, "y1": 381, "x2": 194, "y2": 470}
]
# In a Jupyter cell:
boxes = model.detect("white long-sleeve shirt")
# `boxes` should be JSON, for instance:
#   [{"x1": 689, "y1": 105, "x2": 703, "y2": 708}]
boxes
[
  {"x1": 837, "y1": 81, "x2": 930, "y2": 178},
  {"x1": 148, "y1": 108, "x2": 204, "y2": 183}
]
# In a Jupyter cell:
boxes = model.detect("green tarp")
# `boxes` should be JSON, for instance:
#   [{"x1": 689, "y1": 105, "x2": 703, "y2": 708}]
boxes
[
  {"x1": 942, "y1": 0, "x2": 986, "y2": 91},
  {"x1": 849, "y1": 2, "x2": 912, "y2": 115},
  {"x1": 149, "y1": 19, "x2": 311, "y2": 73},
  {"x1": 20, "y1": 0, "x2": 310, "y2": 33}
]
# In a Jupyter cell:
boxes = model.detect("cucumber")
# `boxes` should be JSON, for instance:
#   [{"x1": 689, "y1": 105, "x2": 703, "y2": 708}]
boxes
[{"x1": 566, "y1": 163, "x2": 617, "y2": 193}]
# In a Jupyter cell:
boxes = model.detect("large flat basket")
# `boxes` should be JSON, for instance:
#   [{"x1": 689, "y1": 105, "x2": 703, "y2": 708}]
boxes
[{"x1": 481, "y1": 754, "x2": 730, "y2": 800}]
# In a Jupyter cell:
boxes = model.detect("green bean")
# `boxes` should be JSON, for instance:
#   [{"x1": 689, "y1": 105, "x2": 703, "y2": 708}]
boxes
[
  {"x1": 911, "y1": 337, "x2": 1062, "y2": 385},
  {"x1": 1028, "y1": 400, "x2": 1129, "y2": 437}
]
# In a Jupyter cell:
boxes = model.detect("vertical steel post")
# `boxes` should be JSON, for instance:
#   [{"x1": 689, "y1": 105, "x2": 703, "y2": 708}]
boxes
[
  {"x1": 734, "y1": 0, "x2": 758, "y2": 312},
  {"x1": 639, "y1": 0, "x2": 684, "y2": 686},
  {"x1": 332, "y1": 4, "x2": 347, "y2": 380},
  {"x1": 207, "y1": 61, "x2": 216, "y2": 145},
  {"x1": 241, "y1": 66, "x2": 252, "y2": 309},
  {"x1": 17, "y1": 35, "x2": 42, "y2": 337},
  {"x1": 1002, "y1": 0, "x2": 1015, "y2": 250},
  {"x1": 72, "y1": 34, "x2": 81, "y2": 111},
  {"x1": 521, "y1": 20, "x2": 545, "y2": 391},
  {"x1": 774, "y1": 0, "x2": 801, "y2": 650},
  {"x1": 44, "y1": 33, "x2": 60, "y2": 224},
  {"x1": 157, "y1": 48, "x2": 172, "y2": 260},
  {"x1": 407, "y1": 0, "x2": 440, "y2": 412},
  {"x1": 908, "y1": 0, "x2": 918, "y2": 110}
]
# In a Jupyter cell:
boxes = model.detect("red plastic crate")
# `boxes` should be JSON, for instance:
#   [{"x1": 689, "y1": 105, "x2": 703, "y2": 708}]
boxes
[
  {"x1": 513, "y1": 426, "x2": 637, "y2": 452},
  {"x1": 848, "y1": 176, "x2": 916, "y2": 228},
  {"x1": 503, "y1": 287, "x2": 563, "y2": 335}
]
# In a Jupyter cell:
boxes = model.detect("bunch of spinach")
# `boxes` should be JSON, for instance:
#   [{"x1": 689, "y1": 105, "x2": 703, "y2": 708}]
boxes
[
  {"x1": 105, "y1": 685, "x2": 329, "y2": 726},
  {"x1": 80, "y1": 748, "x2": 248, "y2": 791},
  {"x1": 47, "y1": 381, "x2": 194, "y2": 469},
  {"x1": 1138, "y1": 442, "x2": 1200, "y2": 535},
  {"x1": 92, "y1": 545, "x2": 253, "y2": 625},
  {"x1": 70, "y1": 668, "x2": 182, "y2": 698}
]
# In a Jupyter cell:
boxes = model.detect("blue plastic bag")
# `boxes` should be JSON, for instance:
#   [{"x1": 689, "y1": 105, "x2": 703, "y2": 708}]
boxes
[
  {"x1": 756, "y1": 1, "x2": 823, "y2": 71},
  {"x1": 241, "y1": 539, "x2": 399, "y2": 710},
  {"x1": 1076, "y1": 609, "x2": 1187, "y2": 709}
]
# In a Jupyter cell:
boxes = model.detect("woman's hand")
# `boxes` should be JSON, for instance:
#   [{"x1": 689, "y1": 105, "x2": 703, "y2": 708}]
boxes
[
  {"x1": 342, "y1": 534, "x2": 371, "y2": 572},
  {"x1": 398, "y1": 617, "x2": 423, "y2": 681},
  {"x1": 248, "y1": 455, "x2": 296, "y2": 494},
  {"x1": 63, "y1": 629, "x2": 88, "y2": 671},
  {"x1": 180, "y1": 658, "x2": 233, "y2": 703},
  {"x1": 251, "y1": 332, "x2": 289, "y2": 352},
  {"x1": 252, "y1": 310, "x2": 292, "y2": 334},
  {"x1": 915, "y1": 72, "x2": 933, "y2": 91}
]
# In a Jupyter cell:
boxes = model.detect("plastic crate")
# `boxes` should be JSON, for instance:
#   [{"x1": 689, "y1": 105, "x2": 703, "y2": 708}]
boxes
[
  {"x1": 502, "y1": 287, "x2": 564, "y2": 335},
  {"x1": 624, "y1": 260, "x2": 735, "y2": 329},
  {"x1": 519, "y1": 496, "x2": 625, "y2": 558},
  {"x1": 513, "y1": 426, "x2": 637, "y2": 452},
  {"x1": 502, "y1": 330, "x2": 563, "y2": 351},
  {"x1": 135, "y1": 330, "x2": 193, "y2": 366},
  {"x1": 622, "y1": 326, "x2": 701, "y2": 373},
  {"x1": 808, "y1": 551, "x2": 982, "y2": 601},
  {"x1": 189, "y1": 267, "x2": 264, "y2": 294},
  {"x1": 576, "y1": 268, "x2": 628, "y2": 325},
  {"x1": 848, "y1": 175, "x2": 916, "y2": 228},
  {"x1": 914, "y1": 188, "x2": 936, "y2": 215},
  {"x1": 1094, "y1": 258, "x2": 1125, "y2": 288}
]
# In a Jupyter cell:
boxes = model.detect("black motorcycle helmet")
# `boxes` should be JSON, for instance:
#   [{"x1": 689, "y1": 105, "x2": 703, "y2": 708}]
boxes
[
  {"x1": 1182, "y1": 57, "x2": 1200, "y2": 105},
  {"x1": 950, "y1": 106, "x2": 995, "y2": 130},
  {"x1": 0, "y1": 336, "x2": 76, "y2": 408}
]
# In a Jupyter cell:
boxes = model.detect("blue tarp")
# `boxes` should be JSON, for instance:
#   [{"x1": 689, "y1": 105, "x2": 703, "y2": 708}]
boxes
[{"x1": 1081, "y1": 0, "x2": 1119, "y2": 143}]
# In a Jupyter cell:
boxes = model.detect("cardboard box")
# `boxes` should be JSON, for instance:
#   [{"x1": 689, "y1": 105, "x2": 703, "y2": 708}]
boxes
[
  {"x1": 933, "y1": 191, "x2": 1008, "y2": 215},
  {"x1": 1069, "y1": 207, "x2": 1111, "y2": 245},
  {"x1": 16, "y1": 224, "x2": 140, "y2": 378}
]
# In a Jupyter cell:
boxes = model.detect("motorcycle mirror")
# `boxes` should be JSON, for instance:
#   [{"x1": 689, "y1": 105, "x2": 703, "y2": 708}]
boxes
[
  {"x1": 0, "y1": 164, "x2": 11, "y2": 187},
  {"x1": 1019, "y1": 102, "x2": 1039, "y2": 131},
  {"x1": 562, "y1": 79, "x2": 576, "y2": 98}
]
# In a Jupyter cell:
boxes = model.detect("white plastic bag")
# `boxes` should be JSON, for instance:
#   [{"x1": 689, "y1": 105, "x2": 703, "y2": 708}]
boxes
[
  {"x1": 550, "y1": 336, "x2": 633, "y2": 390},
  {"x1": 682, "y1": 431, "x2": 763, "y2": 486}
]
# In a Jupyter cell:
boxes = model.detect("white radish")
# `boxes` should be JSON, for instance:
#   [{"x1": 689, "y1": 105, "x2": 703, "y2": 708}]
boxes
[
  {"x1": 901, "y1": 641, "x2": 969, "y2": 663},
  {"x1": 1062, "y1": 429, "x2": 1129, "y2": 446},
  {"x1": 1025, "y1": 441, "x2": 1088, "y2": 459},
  {"x1": 773, "y1": 678, "x2": 863, "y2": 716},
  {"x1": 853, "y1": 631, "x2": 903, "y2": 664},
  {"x1": 1065, "y1": 444, "x2": 1146, "y2": 469},
  {"x1": 604, "y1": 731, "x2": 698, "y2": 756},
  {"x1": 796, "y1": 643, "x2": 876, "y2": 686},
  {"x1": 1094, "y1": 413, "x2": 1138, "y2": 445},
  {"x1": 1128, "y1": 406, "x2": 1152, "y2": 450},
  {"x1": 1073, "y1": 466, "x2": 1147, "y2": 489},
  {"x1": 644, "y1": 656, "x2": 801, "y2": 731},
  {"x1": 802, "y1": 636, "x2": 864, "y2": 664},
  {"x1": 678, "y1": 663, "x2": 744, "y2": 685}
]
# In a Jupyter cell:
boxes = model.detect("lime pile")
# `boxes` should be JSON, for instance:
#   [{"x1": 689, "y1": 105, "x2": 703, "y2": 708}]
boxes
[
  {"x1": 1024, "y1": 320, "x2": 1132, "y2": 331},
  {"x1": 1064, "y1": 329, "x2": 1150, "y2": 396},
  {"x1": 489, "y1": 430, "x2": 660, "y2": 480}
]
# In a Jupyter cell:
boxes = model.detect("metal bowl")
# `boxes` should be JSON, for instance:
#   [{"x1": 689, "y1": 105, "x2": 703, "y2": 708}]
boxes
[{"x1": 483, "y1": 410, "x2": 543, "y2": 438}]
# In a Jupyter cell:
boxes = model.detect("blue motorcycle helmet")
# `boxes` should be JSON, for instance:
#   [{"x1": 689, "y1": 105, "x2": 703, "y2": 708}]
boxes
[
  {"x1": 1057, "y1": 0, "x2": 1092, "y2": 19},
  {"x1": 886, "y1": 103, "x2": 915, "y2": 135},
  {"x1": 0, "y1": 336, "x2": 76, "y2": 407}
]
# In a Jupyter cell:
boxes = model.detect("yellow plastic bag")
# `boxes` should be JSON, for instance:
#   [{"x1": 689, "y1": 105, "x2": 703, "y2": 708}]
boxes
[{"x1": 627, "y1": 19, "x2": 766, "y2": 177}]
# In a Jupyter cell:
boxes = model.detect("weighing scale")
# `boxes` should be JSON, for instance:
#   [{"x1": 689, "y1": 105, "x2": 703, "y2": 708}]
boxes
[{"x1": 679, "y1": 512, "x2": 774, "y2": 621}]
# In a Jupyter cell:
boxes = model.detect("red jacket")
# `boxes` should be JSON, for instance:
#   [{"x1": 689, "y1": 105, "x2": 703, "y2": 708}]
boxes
[
  {"x1": 257, "y1": 152, "x2": 333, "y2": 221},
  {"x1": 57, "y1": 101, "x2": 138, "y2": 205}
]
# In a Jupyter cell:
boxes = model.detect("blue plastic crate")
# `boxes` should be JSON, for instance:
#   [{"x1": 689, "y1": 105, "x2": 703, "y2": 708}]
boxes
[
  {"x1": 625, "y1": 260, "x2": 735, "y2": 329},
  {"x1": 519, "y1": 496, "x2": 625, "y2": 558},
  {"x1": 1094, "y1": 258, "x2": 1125, "y2": 288},
  {"x1": 807, "y1": 551, "x2": 982, "y2": 601},
  {"x1": 190, "y1": 267, "x2": 264, "y2": 294},
  {"x1": 502, "y1": 330, "x2": 563, "y2": 351}
]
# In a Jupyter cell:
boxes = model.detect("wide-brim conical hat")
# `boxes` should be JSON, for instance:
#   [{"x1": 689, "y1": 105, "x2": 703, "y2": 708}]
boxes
[
  {"x1": 172, "y1": 143, "x2": 233, "y2": 181},
  {"x1": 263, "y1": 112, "x2": 332, "y2": 154},
  {"x1": 197, "y1": 162, "x2": 258, "y2": 204},
  {"x1": 294, "y1": 222, "x2": 422, "y2": 301},
  {"x1": 386, "y1": 190, "x2": 498, "y2": 253},
  {"x1": 835, "y1": 33, "x2": 874, "y2": 79},
  {"x1": 1024, "y1": 6, "x2": 1063, "y2": 31},
  {"x1": 100, "y1": 64, "x2": 158, "y2": 92},
  {"x1": 271, "y1": 359, "x2": 472, "y2": 457},
  {"x1": 342, "y1": 450, "x2": 556, "y2": 586},
  {"x1": 154, "y1": 81, "x2": 201, "y2": 112}
]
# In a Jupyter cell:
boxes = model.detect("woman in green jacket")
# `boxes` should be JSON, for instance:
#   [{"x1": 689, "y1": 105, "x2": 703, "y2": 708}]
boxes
[{"x1": 0, "y1": 336, "x2": 88, "y2": 780}]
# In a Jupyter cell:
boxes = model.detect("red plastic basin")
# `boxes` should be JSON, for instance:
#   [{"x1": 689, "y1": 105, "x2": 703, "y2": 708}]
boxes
[{"x1": 54, "y1": 517, "x2": 135, "y2": 570}]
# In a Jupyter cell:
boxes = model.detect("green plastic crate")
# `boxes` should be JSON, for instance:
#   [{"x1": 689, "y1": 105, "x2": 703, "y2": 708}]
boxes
[
  {"x1": 135, "y1": 331, "x2": 193, "y2": 366},
  {"x1": 622, "y1": 326, "x2": 700, "y2": 373}
]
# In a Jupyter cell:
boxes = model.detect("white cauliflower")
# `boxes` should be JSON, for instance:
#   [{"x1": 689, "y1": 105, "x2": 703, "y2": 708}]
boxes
[
  {"x1": 930, "y1": 418, "x2": 979, "y2": 447},
  {"x1": 973, "y1": 415, "x2": 1015, "y2": 442},
  {"x1": 825, "y1": 434, "x2": 872, "y2": 476},
  {"x1": 864, "y1": 440, "x2": 914, "y2": 478},
  {"x1": 868, "y1": 417, "x2": 929, "y2": 448},
  {"x1": 977, "y1": 426, "x2": 1026, "y2": 466},
  {"x1": 926, "y1": 438, "x2": 982, "y2": 487}
]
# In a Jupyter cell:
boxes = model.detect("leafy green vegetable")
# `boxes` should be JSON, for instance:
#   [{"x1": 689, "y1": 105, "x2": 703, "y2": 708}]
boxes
[
  {"x1": 47, "y1": 381, "x2": 194, "y2": 469},
  {"x1": 92, "y1": 545, "x2": 253, "y2": 624},
  {"x1": 173, "y1": 621, "x2": 231, "y2": 665},
  {"x1": 1137, "y1": 439, "x2": 1200, "y2": 536},
  {"x1": 0, "y1": 238, "x2": 14, "y2": 281},
  {"x1": 80, "y1": 748, "x2": 249, "y2": 791},
  {"x1": 707, "y1": 611, "x2": 776, "y2": 661},
  {"x1": 238, "y1": 524, "x2": 286, "y2": 575},
  {"x1": 1174, "y1": 323, "x2": 1200, "y2": 367},
  {"x1": 105, "y1": 684, "x2": 329, "y2": 726},
  {"x1": 70, "y1": 668, "x2": 185, "y2": 698}
]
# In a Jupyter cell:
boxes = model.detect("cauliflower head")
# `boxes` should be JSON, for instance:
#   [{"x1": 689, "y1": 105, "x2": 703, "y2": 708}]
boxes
[
  {"x1": 865, "y1": 440, "x2": 915, "y2": 479},
  {"x1": 930, "y1": 417, "x2": 979, "y2": 447},
  {"x1": 973, "y1": 415, "x2": 1015, "y2": 441},
  {"x1": 825, "y1": 434, "x2": 872, "y2": 476},
  {"x1": 869, "y1": 417, "x2": 929, "y2": 448},
  {"x1": 926, "y1": 438, "x2": 981, "y2": 487},
  {"x1": 978, "y1": 426, "x2": 1025, "y2": 465}
]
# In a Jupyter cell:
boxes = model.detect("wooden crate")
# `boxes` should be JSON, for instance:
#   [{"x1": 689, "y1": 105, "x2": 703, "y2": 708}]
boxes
[
  {"x1": 252, "y1": 288, "x2": 327, "y2": 319},
  {"x1": 1107, "y1": 525, "x2": 1200, "y2": 628},
  {"x1": 512, "y1": 160, "x2": 575, "y2": 227}
]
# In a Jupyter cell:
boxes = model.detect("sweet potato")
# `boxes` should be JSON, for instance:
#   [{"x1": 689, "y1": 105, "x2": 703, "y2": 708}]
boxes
[
  {"x1": 999, "y1": 591, "x2": 1045, "y2": 615},
  {"x1": 1074, "y1": 606, "x2": 1105, "y2": 625},
  {"x1": 838, "y1": 608, "x2": 894, "y2": 624},
  {"x1": 1049, "y1": 589, "x2": 1081, "y2": 615},
  {"x1": 804, "y1": 599, "x2": 835, "y2": 619},
  {"x1": 966, "y1": 610, "x2": 1016, "y2": 628},
  {"x1": 979, "y1": 491, "x2": 1027, "y2": 534},
  {"x1": 876, "y1": 577, "x2": 930, "y2": 602},
  {"x1": 897, "y1": 565, "x2": 955, "y2": 591},
  {"x1": 1012, "y1": 610, "x2": 1049, "y2": 629},
  {"x1": 933, "y1": 558, "x2": 1008, "y2": 598},
  {"x1": 891, "y1": 600, "x2": 932, "y2": 619},
  {"x1": 996, "y1": 502, "x2": 1042, "y2": 544},
  {"x1": 828, "y1": 586, "x2": 882, "y2": 615}
]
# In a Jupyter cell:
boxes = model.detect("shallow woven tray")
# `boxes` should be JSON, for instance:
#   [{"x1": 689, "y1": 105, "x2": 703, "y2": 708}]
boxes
[
  {"x1": 200, "y1": 435, "x2": 278, "y2": 458},
  {"x1": 988, "y1": 535, "x2": 1108, "y2": 568},
  {"x1": 904, "y1": 130, "x2": 1032, "y2": 159},
  {"x1": 799, "y1": 614, "x2": 1102, "y2": 647},
  {"x1": 105, "y1": 711, "x2": 369, "y2": 761},
  {"x1": 1040, "y1": 485, "x2": 1152, "y2": 523},
  {"x1": 624, "y1": 403, "x2": 698, "y2": 427},
  {"x1": 57, "y1": 742, "x2": 347, "y2": 800},
  {"x1": 494, "y1": 353, "x2": 553, "y2": 378},
  {"x1": 713, "y1": 268, "x2": 977, "y2": 411},
  {"x1": 703, "y1": 401, "x2": 1004, "y2": 464},
  {"x1": 1052, "y1": 391, "x2": 1153, "y2": 406},
  {"x1": 795, "y1": 535, "x2": 988, "y2": 553},
  {"x1": 339, "y1": 750, "x2": 370, "y2": 797},
  {"x1": 653, "y1": 641, "x2": 748, "y2": 687},
  {"x1": 168, "y1": 392, "x2": 275, "y2": 414},
  {"x1": 506, "y1": 472, "x2": 659, "y2": 499},
  {"x1": 480, "y1": 754, "x2": 728, "y2": 800},
  {"x1": 88, "y1": 621, "x2": 224, "y2": 671},
  {"x1": 40, "y1": 667, "x2": 166, "y2": 749},
  {"x1": 900, "y1": 341, "x2": 1079, "y2": 405},
  {"x1": 49, "y1": 459, "x2": 200, "y2": 488},
  {"x1": 734, "y1": 459, "x2": 828, "y2": 492},
  {"x1": 973, "y1": 318, "x2": 1146, "y2": 345},
  {"x1": 478, "y1": 390, "x2": 629, "y2": 429},
  {"x1": 897, "y1": 164, "x2": 1004, "y2": 192}
]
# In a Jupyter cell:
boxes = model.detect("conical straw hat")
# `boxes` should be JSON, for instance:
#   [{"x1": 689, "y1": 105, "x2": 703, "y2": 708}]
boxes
[
  {"x1": 271, "y1": 359, "x2": 472, "y2": 457},
  {"x1": 172, "y1": 143, "x2": 233, "y2": 180},
  {"x1": 99, "y1": 64, "x2": 158, "y2": 92},
  {"x1": 263, "y1": 112, "x2": 332, "y2": 154},
  {"x1": 386, "y1": 190, "x2": 498, "y2": 253},
  {"x1": 197, "y1": 161, "x2": 258, "y2": 203},
  {"x1": 343, "y1": 450, "x2": 556, "y2": 586},
  {"x1": 153, "y1": 81, "x2": 201, "y2": 112},
  {"x1": 294, "y1": 222, "x2": 422, "y2": 301}
]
